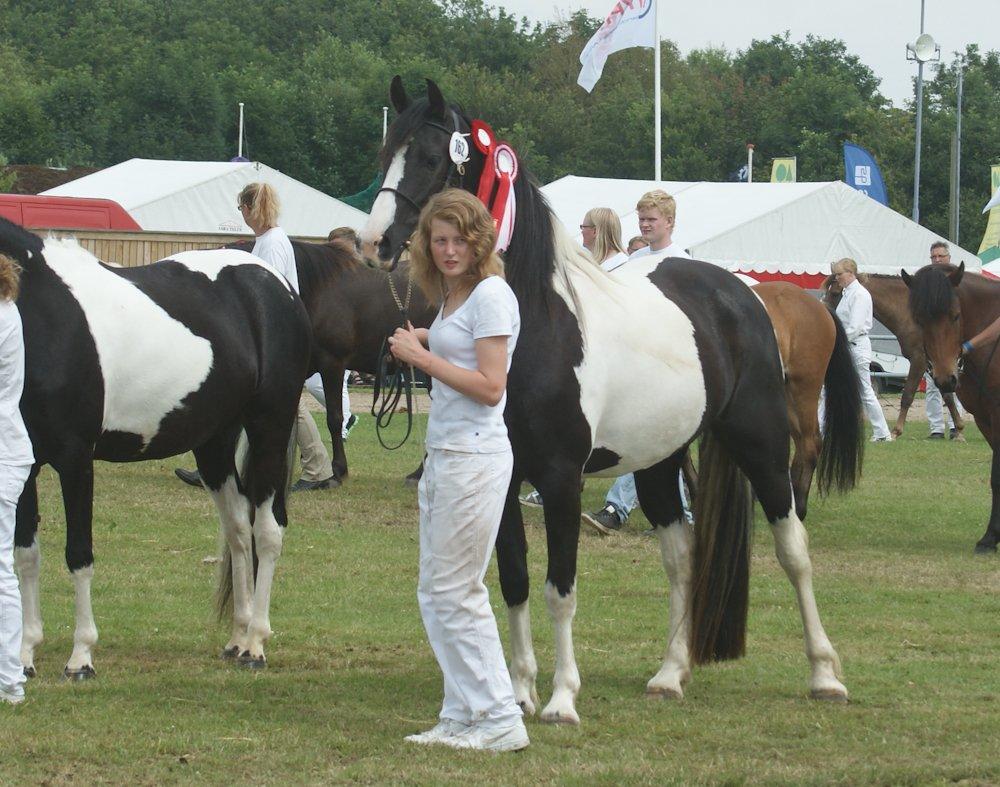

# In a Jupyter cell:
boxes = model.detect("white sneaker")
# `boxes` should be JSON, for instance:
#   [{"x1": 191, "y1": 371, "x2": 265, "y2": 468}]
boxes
[
  {"x1": 404, "y1": 718, "x2": 469, "y2": 745},
  {"x1": 444, "y1": 720, "x2": 529, "y2": 752},
  {"x1": 519, "y1": 490, "x2": 543, "y2": 508},
  {"x1": 0, "y1": 685, "x2": 25, "y2": 705}
]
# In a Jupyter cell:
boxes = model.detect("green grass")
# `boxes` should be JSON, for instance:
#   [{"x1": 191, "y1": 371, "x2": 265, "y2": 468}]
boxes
[{"x1": 5, "y1": 396, "x2": 1000, "y2": 785}]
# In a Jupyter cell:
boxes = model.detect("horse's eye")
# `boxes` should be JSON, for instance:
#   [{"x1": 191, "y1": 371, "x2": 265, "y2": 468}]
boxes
[{"x1": 950, "y1": 313, "x2": 960, "y2": 324}]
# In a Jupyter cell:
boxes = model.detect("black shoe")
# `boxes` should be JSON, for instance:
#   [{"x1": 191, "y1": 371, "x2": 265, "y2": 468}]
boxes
[
  {"x1": 581, "y1": 505, "x2": 623, "y2": 535},
  {"x1": 291, "y1": 475, "x2": 341, "y2": 492},
  {"x1": 175, "y1": 468, "x2": 203, "y2": 488},
  {"x1": 927, "y1": 432, "x2": 945, "y2": 440}
]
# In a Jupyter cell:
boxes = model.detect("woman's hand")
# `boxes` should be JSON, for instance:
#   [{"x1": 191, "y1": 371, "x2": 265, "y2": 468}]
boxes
[{"x1": 388, "y1": 322, "x2": 428, "y2": 367}]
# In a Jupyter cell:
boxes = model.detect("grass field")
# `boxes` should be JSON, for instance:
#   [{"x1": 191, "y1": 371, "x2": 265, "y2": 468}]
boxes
[{"x1": 5, "y1": 394, "x2": 1000, "y2": 785}]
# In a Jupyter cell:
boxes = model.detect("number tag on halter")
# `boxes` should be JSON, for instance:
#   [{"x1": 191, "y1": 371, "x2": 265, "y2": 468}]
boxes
[{"x1": 449, "y1": 132, "x2": 471, "y2": 167}]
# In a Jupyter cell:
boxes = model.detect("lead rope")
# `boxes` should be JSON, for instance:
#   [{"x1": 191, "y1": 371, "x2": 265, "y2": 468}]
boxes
[{"x1": 372, "y1": 244, "x2": 418, "y2": 450}]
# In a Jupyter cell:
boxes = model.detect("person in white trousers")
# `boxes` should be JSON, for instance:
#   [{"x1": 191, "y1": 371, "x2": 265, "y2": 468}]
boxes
[
  {"x1": 388, "y1": 189, "x2": 528, "y2": 753},
  {"x1": 829, "y1": 258, "x2": 893, "y2": 442},
  {"x1": 0, "y1": 253, "x2": 34, "y2": 705}
]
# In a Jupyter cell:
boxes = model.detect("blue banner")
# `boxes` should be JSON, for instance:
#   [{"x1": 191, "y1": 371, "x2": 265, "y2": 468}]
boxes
[{"x1": 843, "y1": 142, "x2": 888, "y2": 205}]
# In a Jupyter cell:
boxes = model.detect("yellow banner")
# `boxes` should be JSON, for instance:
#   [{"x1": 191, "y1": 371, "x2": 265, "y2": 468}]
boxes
[
  {"x1": 980, "y1": 165, "x2": 1000, "y2": 262},
  {"x1": 771, "y1": 157, "x2": 796, "y2": 183}
]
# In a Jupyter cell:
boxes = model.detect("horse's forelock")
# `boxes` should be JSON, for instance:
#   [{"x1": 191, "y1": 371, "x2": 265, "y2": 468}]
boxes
[
  {"x1": 379, "y1": 96, "x2": 467, "y2": 171},
  {"x1": 908, "y1": 265, "x2": 955, "y2": 326}
]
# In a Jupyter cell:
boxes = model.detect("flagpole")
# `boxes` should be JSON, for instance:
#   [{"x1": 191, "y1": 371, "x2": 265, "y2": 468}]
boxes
[{"x1": 654, "y1": 0, "x2": 661, "y2": 182}]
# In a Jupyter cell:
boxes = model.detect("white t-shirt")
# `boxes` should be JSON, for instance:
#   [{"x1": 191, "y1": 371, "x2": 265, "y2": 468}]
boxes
[
  {"x1": 0, "y1": 300, "x2": 34, "y2": 468},
  {"x1": 600, "y1": 251, "x2": 629, "y2": 272},
  {"x1": 626, "y1": 241, "x2": 690, "y2": 262},
  {"x1": 252, "y1": 227, "x2": 299, "y2": 294},
  {"x1": 426, "y1": 276, "x2": 520, "y2": 453}
]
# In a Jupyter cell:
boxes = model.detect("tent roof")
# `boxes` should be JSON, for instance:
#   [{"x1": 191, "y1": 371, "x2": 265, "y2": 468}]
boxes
[
  {"x1": 541, "y1": 177, "x2": 979, "y2": 276},
  {"x1": 43, "y1": 158, "x2": 368, "y2": 237}
]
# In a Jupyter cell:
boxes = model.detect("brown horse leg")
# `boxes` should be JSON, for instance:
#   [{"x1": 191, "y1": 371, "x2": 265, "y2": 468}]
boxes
[
  {"x1": 787, "y1": 377, "x2": 821, "y2": 521},
  {"x1": 944, "y1": 393, "x2": 967, "y2": 442},
  {"x1": 321, "y1": 366, "x2": 348, "y2": 481},
  {"x1": 894, "y1": 365, "x2": 924, "y2": 438}
]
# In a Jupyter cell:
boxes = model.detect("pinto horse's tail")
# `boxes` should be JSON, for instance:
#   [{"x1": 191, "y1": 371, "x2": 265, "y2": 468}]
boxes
[
  {"x1": 690, "y1": 431, "x2": 754, "y2": 664},
  {"x1": 816, "y1": 309, "x2": 865, "y2": 495}
]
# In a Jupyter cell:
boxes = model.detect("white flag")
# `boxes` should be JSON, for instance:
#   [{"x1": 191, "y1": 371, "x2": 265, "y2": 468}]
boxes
[
  {"x1": 577, "y1": 0, "x2": 656, "y2": 93},
  {"x1": 984, "y1": 185, "x2": 1000, "y2": 214}
]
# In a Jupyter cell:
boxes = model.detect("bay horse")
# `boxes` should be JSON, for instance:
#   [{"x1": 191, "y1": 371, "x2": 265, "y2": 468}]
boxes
[
  {"x1": 361, "y1": 77, "x2": 851, "y2": 723},
  {"x1": 823, "y1": 273, "x2": 966, "y2": 440},
  {"x1": 903, "y1": 262, "x2": 1000, "y2": 553},
  {"x1": 4, "y1": 217, "x2": 312, "y2": 678},
  {"x1": 227, "y1": 238, "x2": 437, "y2": 482}
]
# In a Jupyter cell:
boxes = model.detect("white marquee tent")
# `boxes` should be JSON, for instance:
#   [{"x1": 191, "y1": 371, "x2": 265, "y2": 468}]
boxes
[
  {"x1": 43, "y1": 158, "x2": 368, "y2": 237},
  {"x1": 541, "y1": 177, "x2": 979, "y2": 285}
]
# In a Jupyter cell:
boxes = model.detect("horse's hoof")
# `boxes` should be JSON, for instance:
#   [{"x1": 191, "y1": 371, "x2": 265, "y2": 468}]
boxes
[
  {"x1": 539, "y1": 709, "x2": 580, "y2": 726},
  {"x1": 645, "y1": 686, "x2": 684, "y2": 701},
  {"x1": 23, "y1": 666, "x2": 36, "y2": 679},
  {"x1": 62, "y1": 665, "x2": 96, "y2": 681},
  {"x1": 810, "y1": 688, "x2": 849, "y2": 703},
  {"x1": 220, "y1": 646, "x2": 240, "y2": 660},
  {"x1": 973, "y1": 543, "x2": 997, "y2": 555},
  {"x1": 238, "y1": 651, "x2": 267, "y2": 670}
]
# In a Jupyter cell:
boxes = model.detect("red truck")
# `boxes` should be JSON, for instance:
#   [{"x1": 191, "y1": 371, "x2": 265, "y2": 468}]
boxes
[{"x1": 0, "y1": 194, "x2": 141, "y2": 231}]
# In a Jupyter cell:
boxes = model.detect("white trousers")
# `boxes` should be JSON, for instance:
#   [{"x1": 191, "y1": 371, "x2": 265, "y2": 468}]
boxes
[
  {"x1": 304, "y1": 372, "x2": 353, "y2": 437},
  {"x1": 0, "y1": 463, "x2": 29, "y2": 695},
  {"x1": 818, "y1": 340, "x2": 891, "y2": 439},
  {"x1": 924, "y1": 373, "x2": 963, "y2": 434},
  {"x1": 417, "y1": 447, "x2": 522, "y2": 728}
]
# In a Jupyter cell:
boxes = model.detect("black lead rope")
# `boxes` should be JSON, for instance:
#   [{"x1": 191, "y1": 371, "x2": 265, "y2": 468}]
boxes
[{"x1": 372, "y1": 242, "x2": 417, "y2": 451}]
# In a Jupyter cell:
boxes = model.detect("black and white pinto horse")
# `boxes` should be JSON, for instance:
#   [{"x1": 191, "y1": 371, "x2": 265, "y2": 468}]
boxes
[
  {"x1": 361, "y1": 79, "x2": 847, "y2": 723},
  {"x1": 3, "y1": 217, "x2": 311, "y2": 678}
]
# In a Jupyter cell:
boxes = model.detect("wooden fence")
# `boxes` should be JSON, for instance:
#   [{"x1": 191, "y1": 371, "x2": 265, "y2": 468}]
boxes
[{"x1": 44, "y1": 229, "x2": 325, "y2": 268}]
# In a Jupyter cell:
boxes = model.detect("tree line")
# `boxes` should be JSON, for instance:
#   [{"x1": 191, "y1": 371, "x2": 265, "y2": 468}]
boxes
[{"x1": 1, "y1": 0, "x2": 997, "y2": 248}]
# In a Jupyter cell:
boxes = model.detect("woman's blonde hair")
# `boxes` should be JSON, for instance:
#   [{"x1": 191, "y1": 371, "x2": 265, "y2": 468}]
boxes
[
  {"x1": 0, "y1": 254, "x2": 21, "y2": 301},
  {"x1": 831, "y1": 257, "x2": 867, "y2": 282},
  {"x1": 584, "y1": 207, "x2": 625, "y2": 264},
  {"x1": 410, "y1": 189, "x2": 504, "y2": 304},
  {"x1": 238, "y1": 182, "x2": 280, "y2": 229}
]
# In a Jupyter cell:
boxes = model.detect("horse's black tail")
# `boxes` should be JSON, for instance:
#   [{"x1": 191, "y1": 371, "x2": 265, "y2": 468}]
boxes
[
  {"x1": 690, "y1": 430, "x2": 754, "y2": 664},
  {"x1": 816, "y1": 309, "x2": 865, "y2": 495}
]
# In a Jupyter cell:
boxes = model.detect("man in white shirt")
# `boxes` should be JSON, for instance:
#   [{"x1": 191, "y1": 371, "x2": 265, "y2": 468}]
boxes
[{"x1": 583, "y1": 190, "x2": 692, "y2": 535}]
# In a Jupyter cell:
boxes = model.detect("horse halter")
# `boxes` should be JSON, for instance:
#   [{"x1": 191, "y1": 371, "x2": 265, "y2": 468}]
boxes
[{"x1": 375, "y1": 108, "x2": 469, "y2": 251}]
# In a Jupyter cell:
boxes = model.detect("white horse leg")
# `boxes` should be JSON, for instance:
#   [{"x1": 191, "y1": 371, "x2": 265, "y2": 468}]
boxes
[
  {"x1": 210, "y1": 477, "x2": 253, "y2": 657},
  {"x1": 646, "y1": 520, "x2": 693, "y2": 699},
  {"x1": 772, "y1": 510, "x2": 848, "y2": 701},
  {"x1": 242, "y1": 494, "x2": 283, "y2": 667},
  {"x1": 64, "y1": 565, "x2": 98, "y2": 678},
  {"x1": 507, "y1": 601, "x2": 539, "y2": 716},
  {"x1": 539, "y1": 581, "x2": 581, "y2": 725},
  {"x1": 14, "y1": 538, "x2": 42, "y2": 677}
]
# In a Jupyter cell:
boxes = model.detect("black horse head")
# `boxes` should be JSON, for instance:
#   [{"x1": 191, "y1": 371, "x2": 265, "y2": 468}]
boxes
[
  {"x1": 902, "y1": 261, "x2": 965, "y2": 392},
  {"x1": 361, "y1": 77, "x2": 485, "y2": 267}
]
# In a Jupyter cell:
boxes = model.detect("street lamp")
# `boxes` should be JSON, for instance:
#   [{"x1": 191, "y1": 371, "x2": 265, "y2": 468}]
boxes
[{"x1": 906, "y1": 1, "x2": 941, "y2": 223}]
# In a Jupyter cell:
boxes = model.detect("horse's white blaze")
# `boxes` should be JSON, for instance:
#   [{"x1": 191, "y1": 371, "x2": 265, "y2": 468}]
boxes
[
  {"x1": 540, "y1": 581, "x2": 580, "y2": 725},
  {"x1": 507, "y1": 601, "x2": 539, "y2": 715},
  {"x1": 66, "y1": 565, "x2": 97, "y2": 671},
  {"x1": 14, "y1": 537, "x2": 43, "y2": 670},
  {"x1": 551, "y1": 230, "x2": 707, "y2": 475},
  {"x1": 360, "y1": 145, "x2": 408, "y2": 251},
  {"x1": 166, "y1": 249, "x2": 291, "y2": 290},
  {"x1": 647, "y1": 521, "x2": 693, "y2": 698},
  {"x1": 42, "y1": 241, "x2": 215, "y2": 448},
  {"x1": 771, "y1": 505, "x2": 848, "y2": 699}
]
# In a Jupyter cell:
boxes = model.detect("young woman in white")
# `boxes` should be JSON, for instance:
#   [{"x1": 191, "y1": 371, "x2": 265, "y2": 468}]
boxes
[
  {"x1": 0, "y1": 253, "x2": 33, "y2": 705},
  {"x1": 388, "y1": 189, "x2": 527, "y2": 752}
]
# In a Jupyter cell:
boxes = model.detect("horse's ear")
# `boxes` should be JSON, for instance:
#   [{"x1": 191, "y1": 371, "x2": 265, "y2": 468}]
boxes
[
  {"x1": 389, "y1": 75, "x2": 410, "y2": 114},
  {"x1": 901, "y1": 269, "x2": 913, "y2": 288},
  {"x1": 426, "y1": 78, "x2": 446, "y2": 120},
  {"x1": 949, "y1": 260, "x2": 965, "y2": 286}
]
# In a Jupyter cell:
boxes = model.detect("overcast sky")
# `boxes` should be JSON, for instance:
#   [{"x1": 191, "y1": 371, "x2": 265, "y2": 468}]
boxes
[{"x1": 490, "y1": 0, "x2": 993, "y2": 107}]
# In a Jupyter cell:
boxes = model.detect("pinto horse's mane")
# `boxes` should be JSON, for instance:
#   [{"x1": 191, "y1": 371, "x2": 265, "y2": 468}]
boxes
[{"x1": 0, "y1": 217, "x2": 44, "y2": 263}]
